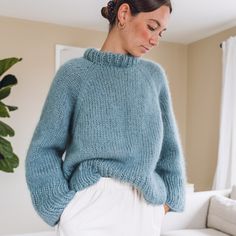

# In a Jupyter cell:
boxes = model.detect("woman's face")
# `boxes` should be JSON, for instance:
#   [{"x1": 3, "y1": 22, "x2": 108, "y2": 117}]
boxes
[{"x1": 119, "y1": 5, "x2": 171, "y2": 57}]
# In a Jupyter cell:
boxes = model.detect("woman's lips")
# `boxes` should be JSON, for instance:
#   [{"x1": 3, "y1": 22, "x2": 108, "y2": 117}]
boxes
[{"x1": 141, "y1": 46, "x2": 150, "y2": 52}]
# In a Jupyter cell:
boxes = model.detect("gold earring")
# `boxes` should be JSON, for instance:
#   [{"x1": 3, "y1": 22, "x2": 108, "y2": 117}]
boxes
[{"x1": 118, "y1": 21, "x2": 126, "y2": 30}]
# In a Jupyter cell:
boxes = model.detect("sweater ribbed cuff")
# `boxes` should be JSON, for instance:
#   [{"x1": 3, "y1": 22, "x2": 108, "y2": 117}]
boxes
[
  {"x1": 30, "y1": 182, "x2": 76, "y2": 226},
  {"x1": 161, "y1": 175, "x2": 186, "y2": 212}
]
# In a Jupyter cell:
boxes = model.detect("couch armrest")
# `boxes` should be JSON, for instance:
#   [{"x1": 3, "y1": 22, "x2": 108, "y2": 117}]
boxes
[{"x1": 161, "y1": 189, "x2": 231, "y2": 232}]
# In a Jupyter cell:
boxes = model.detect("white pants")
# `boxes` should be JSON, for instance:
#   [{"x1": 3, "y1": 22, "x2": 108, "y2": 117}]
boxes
[{"x1": 56, "y1": 177, "x2": 165, "y2": 236}]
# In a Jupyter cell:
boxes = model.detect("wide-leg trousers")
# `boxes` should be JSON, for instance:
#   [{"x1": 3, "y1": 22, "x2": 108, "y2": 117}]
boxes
[{"x1": 56, "y1": 177, "x2": 165, "y2": 236}]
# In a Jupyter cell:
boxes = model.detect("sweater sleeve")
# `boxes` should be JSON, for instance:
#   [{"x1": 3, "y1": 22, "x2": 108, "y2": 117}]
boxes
[
  {"x1": 25, "y1": 63, "x2": 76, "y2": 226},
  {"x1": 155, "y1": 69, "x2": 187, "y2": 212}
]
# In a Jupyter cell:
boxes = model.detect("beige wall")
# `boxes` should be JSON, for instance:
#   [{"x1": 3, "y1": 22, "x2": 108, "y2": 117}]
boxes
[
  {"x1": 0, "y1": 16, "x2": 187, "y2": 234},
  {"x1": 187, "y1": 26, "x2": 236, "y2": 191}
]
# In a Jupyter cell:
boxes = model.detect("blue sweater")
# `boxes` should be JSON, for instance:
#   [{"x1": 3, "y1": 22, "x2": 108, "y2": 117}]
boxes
[{"x1": 25, "y1": 48, "x2": 186, "y2": 227}]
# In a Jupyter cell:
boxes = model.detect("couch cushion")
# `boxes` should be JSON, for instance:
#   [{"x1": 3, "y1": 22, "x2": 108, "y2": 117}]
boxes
[
  {"x1": 161, "y1": 228, "x2": 228, "y2": 236},
  {"x1": 207, "y1": 195, "x2": 236, "y2": 236},
  {"x1": 231, "y1": 185, "x2": 236, "y2": 200}
]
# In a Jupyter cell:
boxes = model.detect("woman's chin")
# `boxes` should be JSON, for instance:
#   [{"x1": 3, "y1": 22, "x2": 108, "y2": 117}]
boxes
[{"x1": 128, "y1": 49, "x2": 145, "y2": 57}]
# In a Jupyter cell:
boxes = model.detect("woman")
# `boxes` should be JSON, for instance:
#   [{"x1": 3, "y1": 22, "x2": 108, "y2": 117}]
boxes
[{"x1": 25, "y1": 0, "x2": 186, "y2": 235}]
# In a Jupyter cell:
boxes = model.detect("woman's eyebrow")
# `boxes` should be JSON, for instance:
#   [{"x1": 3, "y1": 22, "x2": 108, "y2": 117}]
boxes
[{"x1": 149, "y1": 19, "x2": 167, "y2": 31}]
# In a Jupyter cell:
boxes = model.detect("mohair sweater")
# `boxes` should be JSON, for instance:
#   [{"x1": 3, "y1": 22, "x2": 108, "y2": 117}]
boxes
[{"x1": 25, "y1": 48, "x2": 186, "y2": 227}]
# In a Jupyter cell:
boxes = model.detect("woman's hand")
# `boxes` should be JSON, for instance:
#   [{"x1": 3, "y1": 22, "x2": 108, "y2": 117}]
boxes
[{"x1": 164, "y1": 204, "x2": 170, "y2": 214}]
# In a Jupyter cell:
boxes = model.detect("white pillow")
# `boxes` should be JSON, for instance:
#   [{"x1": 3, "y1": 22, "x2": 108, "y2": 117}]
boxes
[
  {"x1": 231, "y1": 185, "x2": 236, "y2": 200},
  {"x1": 207, "y1": 195, "x2": 236, "y2": 236}
]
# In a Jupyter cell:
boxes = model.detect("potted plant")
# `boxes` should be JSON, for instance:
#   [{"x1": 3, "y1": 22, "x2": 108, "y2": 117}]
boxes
[{"x1": 0, "y1": 57, "x2": 22, "y2": 173}]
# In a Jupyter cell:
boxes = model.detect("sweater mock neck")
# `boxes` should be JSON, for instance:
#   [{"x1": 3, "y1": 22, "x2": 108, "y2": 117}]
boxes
[{"x1": 83, "y1": 48, "x2": 140, "y2": 68}]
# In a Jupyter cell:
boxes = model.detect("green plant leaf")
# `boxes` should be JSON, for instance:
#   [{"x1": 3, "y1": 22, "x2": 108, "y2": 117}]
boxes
[
  {"x1": 0, "y1": 102, "x2": 10, "y2": 117},
  {"x1": 0, "y1": 140, "x2": 14, "y2": 158},
  {"x1": 0, "y1": 153, "x2": 19, "y2": 172},
  {"x1": 0, "y1": 58, "x2": 22, "y2": 77},
  {"x1": 0, "y1": 101, "x2": 18, "y2": 112},
  {"x1": 0, "y1": 120, "x2": 14, "y2": 137},
  {"x1": 9, "y1": 153, "x2": 19, "y2": 168},
  {"x1": 0, "y1": 57, "x2": 21, "y2": 173},
  {"x1": 0, "y1": 86, "x2": 11, "y2": 100},
  {"x1": 0, "y1": 137, "x2": 13, "y2": 153},
  {"x1": 0, "y1": 156, "x2": 14, "y2": 172},
  {"x1": 0, "y1": 137, "x2": 19, "y2": 172},
  {"x1": 0, "y1": 74, "x2": 17, "y2": 89},
  {"x1": 6, "y1": 105, "x2": 18, "y2": 111}
]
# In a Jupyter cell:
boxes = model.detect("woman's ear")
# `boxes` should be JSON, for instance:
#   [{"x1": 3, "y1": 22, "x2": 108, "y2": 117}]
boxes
[{"x1": 117, "y1": 3, "x2": 131, "y2": 25}]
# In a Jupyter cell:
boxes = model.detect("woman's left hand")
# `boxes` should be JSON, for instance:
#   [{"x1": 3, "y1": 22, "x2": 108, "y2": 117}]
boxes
[{"x1": 164, "y1": 204, "x2": 170, "y2": 214}]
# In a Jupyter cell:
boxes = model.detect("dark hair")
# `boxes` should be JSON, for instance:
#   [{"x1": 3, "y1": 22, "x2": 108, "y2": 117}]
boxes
[{"x1": 101, "y1": 0, "x2": 172, "y2": 32}]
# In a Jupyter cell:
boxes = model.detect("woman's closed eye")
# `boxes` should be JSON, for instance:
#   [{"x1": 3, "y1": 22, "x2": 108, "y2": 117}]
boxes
[
  {"x1": 147, "y1": 25, "x2": 157, "y2": 32},
  {"x1": 147, "y1": 25, "x2": 164, "y2": 38}
]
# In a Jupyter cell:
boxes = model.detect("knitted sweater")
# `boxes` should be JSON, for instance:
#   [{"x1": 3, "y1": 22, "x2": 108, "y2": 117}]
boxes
[{"x1": 25, "y1": 48, "x2": 186, "y2": 227}]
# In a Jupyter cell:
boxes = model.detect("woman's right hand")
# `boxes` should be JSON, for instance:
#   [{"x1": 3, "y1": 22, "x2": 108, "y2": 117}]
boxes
[{"x1": 163, "y1": 204, "x2": 170, "y2": 214}]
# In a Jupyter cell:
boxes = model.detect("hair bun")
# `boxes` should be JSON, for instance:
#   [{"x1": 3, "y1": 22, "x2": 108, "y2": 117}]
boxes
[
  {"x1": 101, "y1": 1, "x2": 117, "y2": 23},
  {"x1": 101, "y1": 6, "x2": 109, "y2": 20}
]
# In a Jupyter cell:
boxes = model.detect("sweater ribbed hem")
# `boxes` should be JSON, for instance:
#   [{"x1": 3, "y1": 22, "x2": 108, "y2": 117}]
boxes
[{"x1": 69, "y1": 160, "x2": 168, "y2": 206}]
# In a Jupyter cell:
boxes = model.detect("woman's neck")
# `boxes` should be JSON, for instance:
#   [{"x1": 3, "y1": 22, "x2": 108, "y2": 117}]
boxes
[{"x1": 100, "y1": 30, "x2": 128, "y2": 55}]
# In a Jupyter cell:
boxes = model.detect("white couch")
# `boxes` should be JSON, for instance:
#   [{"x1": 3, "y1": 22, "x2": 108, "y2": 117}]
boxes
[{"x1": 161, "y1": 187, "x2": 236, "y2": 236}]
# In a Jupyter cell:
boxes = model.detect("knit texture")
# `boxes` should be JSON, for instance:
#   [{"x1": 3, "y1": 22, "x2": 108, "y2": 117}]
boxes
[{"x1": 25, "y1": 48, "x2": 186, "y2": 227}]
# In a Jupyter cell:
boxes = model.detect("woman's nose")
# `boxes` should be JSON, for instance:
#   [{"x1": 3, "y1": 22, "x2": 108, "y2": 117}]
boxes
[
  {"x1": 149, "y1": 33, "x2": 159, "y2": 47},
  {"x1": 149, "y1": 36, "x2": 159, "y2": 47}
]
